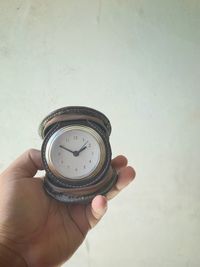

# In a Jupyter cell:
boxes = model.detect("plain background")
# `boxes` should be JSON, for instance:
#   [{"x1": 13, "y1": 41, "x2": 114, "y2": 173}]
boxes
[{"x1": 0, "y1": 1, "x2": 200, "y2": 266}]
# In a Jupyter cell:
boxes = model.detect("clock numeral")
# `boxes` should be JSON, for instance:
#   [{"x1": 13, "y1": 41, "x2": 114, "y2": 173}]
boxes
[
  {"x1": 88, "y1": 143, "x2": 91, "y2": 148},
  {"x1": 82, "y1": 138, "x2": 85, "y2": 142},
  {"x1": 83, "y1": 165, "x2": 86, "y2": 169},
  {"x1": 66, "y1": 138, "x2": 69, "y2": 142},
  {"x1": 73, "y1": 136, "x2": 78, "y2": 140},
  {"x1": 75, "y1": 168, "x2": 78, "y2": 172},
  {"x1": 89, "y1": 160, "x2": 92, "y2": 163},
  {"x1": 91, "y1": 151, "x2": 94, "y2": 156}
]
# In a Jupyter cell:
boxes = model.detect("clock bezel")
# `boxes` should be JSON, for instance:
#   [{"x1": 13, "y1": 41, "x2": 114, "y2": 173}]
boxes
[
  {"x1": 41, "y1": 120, "x2": 112, "y2": 187},
  {"x1": 45, "y1": 125, "x2": 106, "y2": 181}
]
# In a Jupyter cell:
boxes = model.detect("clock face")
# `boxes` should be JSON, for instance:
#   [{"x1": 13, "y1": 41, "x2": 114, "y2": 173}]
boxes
[{"x1": 45, "y1": 125, "x2": 106, "y2": 180}]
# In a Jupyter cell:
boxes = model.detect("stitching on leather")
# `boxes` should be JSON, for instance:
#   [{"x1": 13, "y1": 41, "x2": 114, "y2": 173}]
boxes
[{"x1": 39, "y1": 106, "x2": 111, "y2": 138}]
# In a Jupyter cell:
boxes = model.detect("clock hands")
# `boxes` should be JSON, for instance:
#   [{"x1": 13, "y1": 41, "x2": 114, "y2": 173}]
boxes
[
  {"x1": 59, "y1": 141, "x2": 89, "y2": 157},
  {"x1": 59, "y1": 145, "x2": 74, "y2": 154},
  {"x1": 77, "y1": 141, "x2": 88, "y2": 154}
]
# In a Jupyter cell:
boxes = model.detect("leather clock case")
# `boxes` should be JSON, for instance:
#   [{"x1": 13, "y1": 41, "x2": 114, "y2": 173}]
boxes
[{"x1": 39, "y1": 106, "x2": 118, "y2": 204}]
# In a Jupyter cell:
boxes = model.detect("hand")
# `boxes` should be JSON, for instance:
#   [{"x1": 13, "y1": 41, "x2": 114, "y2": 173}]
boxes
[{"x1": 0, "y1": 149, "x2": 136, "y2": 267}]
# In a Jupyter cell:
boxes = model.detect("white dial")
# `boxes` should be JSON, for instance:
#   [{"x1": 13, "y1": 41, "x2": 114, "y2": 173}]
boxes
[{"x1": 45, "y1": 125, "x2": 106, "y2": 180}]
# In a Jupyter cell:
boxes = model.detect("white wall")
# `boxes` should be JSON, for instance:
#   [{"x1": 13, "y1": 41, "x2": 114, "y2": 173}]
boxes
[{"x1": 0, "y1": 1, "x2": 200, "y2": 266}]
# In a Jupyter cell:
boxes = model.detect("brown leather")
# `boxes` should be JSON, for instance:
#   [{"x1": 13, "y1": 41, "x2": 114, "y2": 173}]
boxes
[
  {"x1": 44, "y1": 166, "x2": 113, "y2": 195},
  {"x1": 43, "y1": 114, "x2": 107, "y2": 137},
  {"x1": 39, "y1": 106, "x2": 111, "y2": 138}
]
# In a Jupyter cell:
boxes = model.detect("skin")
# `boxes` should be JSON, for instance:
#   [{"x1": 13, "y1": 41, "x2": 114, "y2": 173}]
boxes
[{"x1": 0, "y1": 149, "x2": 136, "y2": 267}]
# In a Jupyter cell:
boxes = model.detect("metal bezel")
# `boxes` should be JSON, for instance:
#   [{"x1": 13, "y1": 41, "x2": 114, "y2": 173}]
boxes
[{"x1": 45, "y1": 125, "x2": 106, "y2": 181}]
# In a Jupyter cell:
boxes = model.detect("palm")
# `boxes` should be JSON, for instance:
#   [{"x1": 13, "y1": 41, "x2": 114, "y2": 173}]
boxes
[{"x1": 2, "y1": 178, "x2": 90, "y2": 267}]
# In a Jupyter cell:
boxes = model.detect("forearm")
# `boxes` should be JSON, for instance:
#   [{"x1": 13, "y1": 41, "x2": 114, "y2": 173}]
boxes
[{"x1": 0, "y1": 243, "x2": 28, "y2": 267}]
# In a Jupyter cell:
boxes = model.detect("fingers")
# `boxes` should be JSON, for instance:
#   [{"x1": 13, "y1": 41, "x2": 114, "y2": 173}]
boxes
[
  {"x1": 106, "y1": 166, "x2": 136, "y2": 200},
  {"x1": 111, "y1": 155, "x2": 128, "y2": 171},
  {"x1": 2, "y1": 149, "x2": 44, "y2": 179},
  {"x1": 86, "y1": 195, "x2": 108, "y2": 229},
  {"x1": 85, "y1": 156, "x2": 136, "y2": 228},
  {"x1": 109, "y1": 155, "x2": 136, "y2": 200}
]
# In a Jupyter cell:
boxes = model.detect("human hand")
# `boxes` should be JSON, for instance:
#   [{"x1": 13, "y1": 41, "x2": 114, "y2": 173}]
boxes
[{"x1": 0, "y1": 149, "x2": 136, "y2": 267}]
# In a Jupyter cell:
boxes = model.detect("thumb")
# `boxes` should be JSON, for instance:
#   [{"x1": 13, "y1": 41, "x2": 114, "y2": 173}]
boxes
[
  {"x1": 1, "y1": 149, "x2": 44, "y2": 179},
  {"x1": 86, "y1": 195, "x2": 108, "y2": 229}
]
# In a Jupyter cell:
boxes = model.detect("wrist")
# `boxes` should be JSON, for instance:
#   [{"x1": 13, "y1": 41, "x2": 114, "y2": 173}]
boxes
[{"x1": 0, "y1": 242, "x2": 28, "y2": 267}]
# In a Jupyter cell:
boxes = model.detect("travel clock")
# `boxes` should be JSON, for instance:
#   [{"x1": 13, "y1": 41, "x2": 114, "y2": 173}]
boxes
[{"x1": 38, "y1": 106, "x2": 117, "y2": 203}]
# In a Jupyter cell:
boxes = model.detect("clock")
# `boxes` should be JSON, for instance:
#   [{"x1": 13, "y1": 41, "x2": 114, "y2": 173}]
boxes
[{"x1": 38, "y1": 106, "x2": 117, "y2": 204}]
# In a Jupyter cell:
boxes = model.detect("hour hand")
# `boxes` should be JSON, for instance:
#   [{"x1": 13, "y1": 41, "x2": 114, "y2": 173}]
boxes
[{"x1": 59, "y1": 145, "x2": 74, "y2": 154}]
